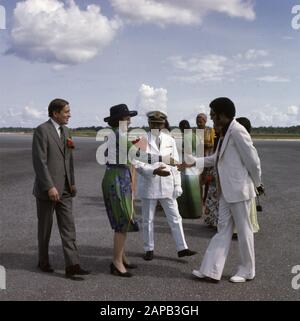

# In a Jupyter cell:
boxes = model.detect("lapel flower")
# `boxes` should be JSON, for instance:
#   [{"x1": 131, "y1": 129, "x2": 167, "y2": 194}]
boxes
[
  {"x1": 132, "y1": 136, "x2": 148, "y2": 151},
  {"x1": 132, "y1": 138, "x2": 141, "y2": 145},
  {"x1": 66, "y1": 138, "x2": 75, "y2": 149}
]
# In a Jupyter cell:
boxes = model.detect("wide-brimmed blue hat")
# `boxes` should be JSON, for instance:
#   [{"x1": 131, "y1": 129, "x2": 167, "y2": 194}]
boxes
[{"x1": 104, "y1": 104, "x2": 138, "y2": 122}]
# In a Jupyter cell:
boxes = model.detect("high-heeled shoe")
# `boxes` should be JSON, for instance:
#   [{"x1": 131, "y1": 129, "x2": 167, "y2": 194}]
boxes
[
  {"x1": 110, "y1": 263, "x2": 133, "y2": 277},
  {"x1": 123, "y1": 261, "x2": 138, "y2": 269}
]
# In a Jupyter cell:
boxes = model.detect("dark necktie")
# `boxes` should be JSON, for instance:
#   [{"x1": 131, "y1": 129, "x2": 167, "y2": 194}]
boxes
[
  {"x1": 59, "y1": 126, "x2": 65, "y2": 147},
  {"x1": 155, "y1": 135, "x2": 160, "y2": 150},
  {"x1": 215, "y1": 137, "x2": 224, "y2": 196},
  {"x1": 216, "y1": 137, "x2": 224, "y2": 165}
]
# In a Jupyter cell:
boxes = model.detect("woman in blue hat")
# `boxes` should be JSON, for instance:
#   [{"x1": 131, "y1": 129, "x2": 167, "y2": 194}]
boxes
[
  {"x1": 102, "y1": 104, "x2": 139, "y2": 277},
  {"x1": 102, "y1": 104, "x2": 175, "y2": 276}
]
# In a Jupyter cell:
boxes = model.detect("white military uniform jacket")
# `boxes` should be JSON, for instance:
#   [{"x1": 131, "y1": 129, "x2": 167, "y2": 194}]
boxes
[
  {"x1": 135, "y1": 131, "x2": 181, "y2": 199},
  {"x1": 195, "y1": 120, "x2": 261, "y2": 203}
]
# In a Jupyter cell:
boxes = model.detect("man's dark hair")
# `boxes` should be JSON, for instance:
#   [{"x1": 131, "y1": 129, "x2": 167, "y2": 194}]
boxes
[
  {"x1": 48, "y1": 98, "x2": 69, "y2": 117},
  {"x1": 179, "y1": 120, "x2": 190, "y2": 131},
  {"x1": 236, "y1": 117, "x2": 252, "y2": 134},
  {"x1": 209, "y1": 97, "x2": 236, "y2": 119}
]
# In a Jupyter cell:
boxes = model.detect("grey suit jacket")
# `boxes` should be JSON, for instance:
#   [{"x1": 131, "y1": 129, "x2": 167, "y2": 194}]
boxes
[{"x1": 32, "y1": 119, "x2": 75, "y2": 200}]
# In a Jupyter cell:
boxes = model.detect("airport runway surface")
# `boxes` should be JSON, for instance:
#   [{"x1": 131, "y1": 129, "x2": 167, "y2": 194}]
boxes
[{"x1": 0, "y1": 133, "x2": 299, "y2": 301}]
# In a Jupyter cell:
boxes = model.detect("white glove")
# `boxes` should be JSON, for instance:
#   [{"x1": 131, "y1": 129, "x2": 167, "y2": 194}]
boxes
[{"x1": 173, "y1": 185, "x2": 183, "y2": 199}]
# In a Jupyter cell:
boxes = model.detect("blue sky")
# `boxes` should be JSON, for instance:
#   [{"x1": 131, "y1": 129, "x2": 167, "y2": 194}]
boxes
[{"x1": 0, "y1": 0, "x2": 299, "y2": 128}]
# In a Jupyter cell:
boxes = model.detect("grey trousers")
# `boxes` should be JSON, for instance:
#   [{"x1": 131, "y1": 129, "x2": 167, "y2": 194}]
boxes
[{"x1": 36, "y1": 191, "x2": 79, "y2": 268}]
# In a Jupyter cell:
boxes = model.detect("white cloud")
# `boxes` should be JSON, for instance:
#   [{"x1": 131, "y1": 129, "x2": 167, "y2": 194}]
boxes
[
  {"x1": 110, "y1": 0, "x2": 255, "y2": 26},
  {"x1": 287, "y1": 105, "x2": 299, "y2": 116},
  {"x1": 169, "y1": 55, "x2": 227, "y2": 82},
  {"x1": 136, "y1": 84, "x2": 168, "y2": 116},
  {"x1": 257, "y1": 76, "x2": 290, "y2": 83},
  {"x1": 168, "y1": 49, "x2": 272, "y2": 83},
  {"x1": 8, "y1": 0, "x2": 121, "y2": 65},
  {"x1": 111, "y1": 0, "x2": 199, "y2": 26},
  {"x1": 22, "y1": 106, "x2": 46, "y2": 122},
  {"x1": 0, "y1": 105, "x2": 47, "y2": 127},
  {"x1": 248, "y1": 105, "x2": 300, "y2": 127},
  {"x1": 244, "y1": 49, "x2": 268, "y2": 60},
  {"x1": 282, "y1": 36, "x2": 294, "y2": 40}
]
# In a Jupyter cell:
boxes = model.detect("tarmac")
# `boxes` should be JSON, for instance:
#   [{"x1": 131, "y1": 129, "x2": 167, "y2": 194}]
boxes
[{"x1": 0, "y1": 133, "x2": 299, "y2": 301}]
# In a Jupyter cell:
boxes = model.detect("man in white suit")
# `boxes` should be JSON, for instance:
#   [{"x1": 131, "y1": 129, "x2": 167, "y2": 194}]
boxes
[
  {"x1": 136, "y1": 111, "x2": 197, "y2": 261},
  {"x1": 179, "y1": 97, "x2": 263, "y2": 283}
]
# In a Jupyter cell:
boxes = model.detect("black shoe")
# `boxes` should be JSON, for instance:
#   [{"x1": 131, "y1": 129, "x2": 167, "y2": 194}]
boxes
[
  {"x1": 110, "y1": 263, "x2": 132, "y2": 277},
  {"x1": 123, "y1": 261, "x2": 138, "y2": 269},
  {"x1": 66, "y1": 275, "x2": 85, "y2": 281},
  {"x1": 232, "y1": 234, "x2": 238, "y2": 240},
  {"x1": 65, "y1": 264, "x2": 90, "y2": 278},
  {"x1": 143, "y1": 251, "x2": 154, "y2": 261},
  {"x1": 38, "y1": 262, "x2": 54, "y2": 273},
  {"x1": 178, "y1": 249, "x2": 197, "y2": 258}
]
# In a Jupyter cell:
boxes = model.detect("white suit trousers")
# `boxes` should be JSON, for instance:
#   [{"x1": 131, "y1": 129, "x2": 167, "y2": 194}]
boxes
[
  {"x1": 141, "y1": 198, "x2": 188, "y2": 252},
  {"x1": 199, "y1": 193, "x2": 255, "y2": 280}
]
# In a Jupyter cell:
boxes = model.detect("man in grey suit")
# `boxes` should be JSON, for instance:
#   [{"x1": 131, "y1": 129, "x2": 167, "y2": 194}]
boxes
[{"x1": 32, "y1": 98, "x2": 89, "y2": 280}]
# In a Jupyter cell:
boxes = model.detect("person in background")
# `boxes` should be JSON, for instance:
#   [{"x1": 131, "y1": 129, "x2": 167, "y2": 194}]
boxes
[
  {"x1": 196, "y1": 113, "x2": 215, "y2": 156},
  {"x1": 203, "y1": 125, "x2": 222, "y2": 228},
  {"x1": 176, "y1": 120, "x2": 202, "y2": 219},
  {"x1": 234, "y1": 117, "x2": 260, "y2": 235},
  {"x1": 196, "y1": 113, "x2": 215, "y2": 208}
]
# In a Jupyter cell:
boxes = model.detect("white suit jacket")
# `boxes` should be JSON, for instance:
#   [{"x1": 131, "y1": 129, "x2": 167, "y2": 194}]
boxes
[
  {"x1": 195, "y1": 120, "x2": 261, "y2": 203},
  {"x1": 135, "y1": 131, "x2": 181, "y2": 199}
]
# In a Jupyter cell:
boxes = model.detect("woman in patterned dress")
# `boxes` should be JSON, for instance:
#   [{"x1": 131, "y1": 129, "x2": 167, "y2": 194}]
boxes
[
  {"x1": 102, "y1": 104, "x2": 139, "y2": 277},
  {"x1": 203, "y1": 127, "x2": 221, "y2": 228}
]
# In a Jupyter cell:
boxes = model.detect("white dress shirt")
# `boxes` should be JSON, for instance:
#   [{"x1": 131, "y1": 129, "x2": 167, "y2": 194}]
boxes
[{"x1": 50, "y1": 118, "x2": 62, "y2": 138}]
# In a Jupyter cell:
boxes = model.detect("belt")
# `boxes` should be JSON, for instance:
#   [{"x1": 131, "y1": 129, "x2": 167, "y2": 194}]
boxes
[{"x1": 106, "y1": 164, "x2": 129, "y2": 169}]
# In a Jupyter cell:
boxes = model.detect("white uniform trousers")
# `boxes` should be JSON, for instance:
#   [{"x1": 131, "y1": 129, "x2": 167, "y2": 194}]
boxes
[
  {"x1": 199, "y1": 192, "x2": 255, "y2": 280},
  {"x1": 141, "y1": 198, "x2": 188, "y2": 252}
]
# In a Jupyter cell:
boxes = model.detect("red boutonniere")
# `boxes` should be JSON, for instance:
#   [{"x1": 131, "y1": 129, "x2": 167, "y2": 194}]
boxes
[
  {"x1": 132, "y1": 138, "x2": 141, "y2": 145},
  {"x1": 66, "y1": 138, "x2": 75, "y2": 149},
  {"x1": 131, "y1": 136, "x2": 148, "y2": 151}
]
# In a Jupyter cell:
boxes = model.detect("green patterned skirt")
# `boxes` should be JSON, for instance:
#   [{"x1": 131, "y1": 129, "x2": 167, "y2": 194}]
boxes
[
  {"x1": 102, "y1": 166, "x2": 139, "y2": 233},
  {"x1": 177, "y1": 170, "x2": 202, "y2": 219}
]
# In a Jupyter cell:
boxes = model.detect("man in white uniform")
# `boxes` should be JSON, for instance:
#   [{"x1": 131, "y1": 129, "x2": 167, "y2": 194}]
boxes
[
  {"x1": 179, "y1": 98, "x2": 263, "y2": 283},
  {"x1": 136, "y1": 111, "x2": 197, "y2": 261}
]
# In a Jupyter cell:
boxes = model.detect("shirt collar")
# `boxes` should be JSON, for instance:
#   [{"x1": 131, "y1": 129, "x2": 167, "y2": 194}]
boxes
[{"x1": 50, "y1": 118, "x2": 61, "y2": 130}]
